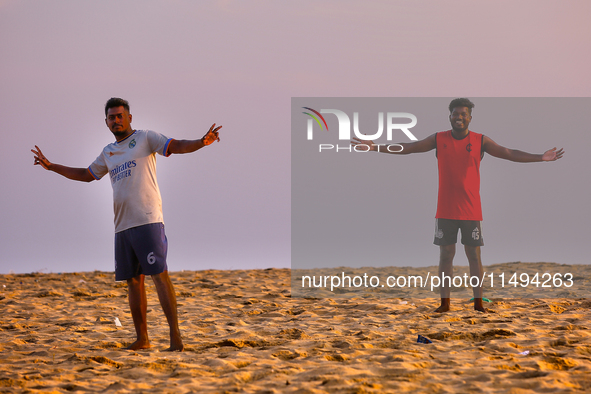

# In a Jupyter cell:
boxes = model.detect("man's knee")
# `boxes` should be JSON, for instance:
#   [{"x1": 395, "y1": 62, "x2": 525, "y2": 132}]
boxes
[
  {"x1": 127, "y1": 274, "x2": 144, "y2": 287},
  {"x1": 439, "y1": 244, "x2": 456, "y2": 262},
  {"x1": 151, "y1": 271, "x2": 175, "y2": 295},
  {"x1": 151, "y1": 270, "x2": 170, "y2": 284},
  {"x1": 464, "y1": 245, "x2": 481, "y2": 262}
]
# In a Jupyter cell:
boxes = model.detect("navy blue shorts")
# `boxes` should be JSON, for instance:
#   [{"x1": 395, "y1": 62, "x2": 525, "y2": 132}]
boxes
[
  {"x1": 433, "y1": 218, "x2": 484, "y2": 247},
  {"x1": 114, "y1": 223, "x2": 168, "y2": 281}
]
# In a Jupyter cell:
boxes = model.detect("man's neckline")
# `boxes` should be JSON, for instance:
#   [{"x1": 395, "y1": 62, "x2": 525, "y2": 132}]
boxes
[{"x1": 115, "y1": 130, "x2": 137, "y2": 144}]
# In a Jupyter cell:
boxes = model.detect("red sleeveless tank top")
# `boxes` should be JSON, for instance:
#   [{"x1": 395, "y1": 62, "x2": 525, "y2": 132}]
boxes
[{"x1": 435, "y1": 130, "x2": 484, "y2": 221}]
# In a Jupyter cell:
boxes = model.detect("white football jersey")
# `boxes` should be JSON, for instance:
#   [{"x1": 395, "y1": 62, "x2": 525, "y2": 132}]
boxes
[{"x1": 89, "y1": 130, "x2": 173, "y2": 233}]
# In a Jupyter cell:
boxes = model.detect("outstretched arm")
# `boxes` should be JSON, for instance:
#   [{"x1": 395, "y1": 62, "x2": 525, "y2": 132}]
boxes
[
  {"x1": 31, "y1": 145, "x2": 95, "y2": 182},
  {"x1": 483, "y1": 136, "x2": 564, "y2": 162},
  {"x1": 351, "y1": 133, "x2": 436, "y2": 154},
  {"x1": 167, "y1": 124, "x2": 222, "y2": 155}
]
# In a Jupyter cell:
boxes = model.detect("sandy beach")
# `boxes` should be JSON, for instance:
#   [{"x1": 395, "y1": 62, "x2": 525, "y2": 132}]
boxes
[{"x1": 1, "y1": 263, "x2": 591, "y2": 393}]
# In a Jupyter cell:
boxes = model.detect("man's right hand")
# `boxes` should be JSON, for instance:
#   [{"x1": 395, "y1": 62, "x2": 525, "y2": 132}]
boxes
[
  {"x1": 32, "y1": 145, "x2": 51, "y2": 170},
  {"x1": 31, "y1": 146, "x2": 94, "y2": 182},
  {"x1": 351, "y1": 137, "x2": 377, "y2": 152}
]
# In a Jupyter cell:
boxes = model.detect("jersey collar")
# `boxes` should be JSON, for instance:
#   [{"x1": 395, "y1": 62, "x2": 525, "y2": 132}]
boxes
[
  {"x1": 450, "y1": 129, "x2": 470, "y2": 140},
  {"x1": 115, "y1": 130, "x2": 137, "y2": 144}
]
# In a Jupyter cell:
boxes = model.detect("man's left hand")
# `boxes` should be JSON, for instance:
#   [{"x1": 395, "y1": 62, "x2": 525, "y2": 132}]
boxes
[
  {"x1": 542, "y1": 147, "x2": 564, "y2": 161},
  {"x1": 202, "y1": 124, "x2": 222, "y2": 146}
]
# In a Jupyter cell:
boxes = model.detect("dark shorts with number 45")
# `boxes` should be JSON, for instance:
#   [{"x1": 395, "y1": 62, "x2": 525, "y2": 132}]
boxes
[
  {"x1": 114, "y1": 223, "x2": 169, "y2": 281},
  {"x1": 433, "y1": 218, "x2": 484, "y2": 247}
]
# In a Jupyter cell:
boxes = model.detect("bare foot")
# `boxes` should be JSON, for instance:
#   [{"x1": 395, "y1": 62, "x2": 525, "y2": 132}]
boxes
[
  {"x1": 125, "y1": 339, "x2": 150, "y2": 350},
  {"x1": 434, "y1": 298, "x2": 450, "y2": 313},
  {"x1": 473, "y1": 298, "x2": 488, "y2": 313},
  {"x1": 434, "y1": 304, "x2": 450, "y2": 313},
  {"x1": 165, "y1": 340, "x2": 184, "y2": 352},
  {"x1": 164, "y1": 330, "x2": 184, "y2": 352}
]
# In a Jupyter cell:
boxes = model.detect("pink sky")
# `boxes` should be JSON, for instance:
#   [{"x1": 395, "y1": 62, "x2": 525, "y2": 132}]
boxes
[{"x1": 1, "y1": 1, "x2": 590, "y2": 273}]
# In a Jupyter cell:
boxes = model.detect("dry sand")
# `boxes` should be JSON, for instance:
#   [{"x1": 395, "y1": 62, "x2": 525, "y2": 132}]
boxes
[{"x1": 1, "y1": 264, "x2": 591, "y2": 393}]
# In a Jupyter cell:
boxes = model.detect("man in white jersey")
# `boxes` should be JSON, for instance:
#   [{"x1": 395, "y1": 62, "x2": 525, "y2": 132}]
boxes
[{"x1": 31, "y1": 97, "x2": 221, "y2": 351}]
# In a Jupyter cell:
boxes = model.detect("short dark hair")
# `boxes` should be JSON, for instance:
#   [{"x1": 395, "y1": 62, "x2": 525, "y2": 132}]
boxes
[
  {"x1": 449, "y1": 98, "x2": 475, "y2": 115},
  {"x1": 105, "y1": 97, "x2": 130, "y2": 117}
]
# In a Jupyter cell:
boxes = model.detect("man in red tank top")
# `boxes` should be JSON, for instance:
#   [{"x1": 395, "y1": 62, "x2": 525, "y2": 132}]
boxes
[{"x1": 352, "y1": 98, "x2": 564, "y2": 312}]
